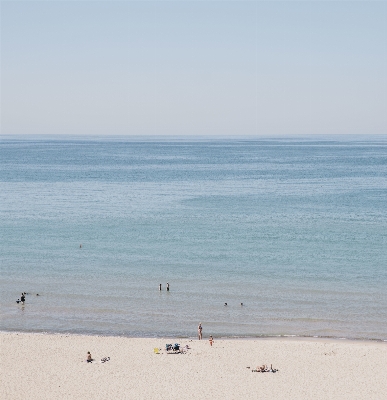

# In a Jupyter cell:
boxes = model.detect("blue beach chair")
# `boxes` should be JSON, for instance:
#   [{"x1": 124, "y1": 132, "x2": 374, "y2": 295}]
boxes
[{"x1": 165, "y1": 344, "x2": 173, "y2": 352}]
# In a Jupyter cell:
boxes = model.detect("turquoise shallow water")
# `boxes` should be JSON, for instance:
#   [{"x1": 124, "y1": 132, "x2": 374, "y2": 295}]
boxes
[{"x1": 1, "y1": 136, "x2": 386, "y2": 340}]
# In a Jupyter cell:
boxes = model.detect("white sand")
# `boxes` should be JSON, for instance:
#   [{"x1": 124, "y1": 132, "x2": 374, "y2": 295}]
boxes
[{"x1": 1, "y1": 332, "x2": 386, "y2": 400}]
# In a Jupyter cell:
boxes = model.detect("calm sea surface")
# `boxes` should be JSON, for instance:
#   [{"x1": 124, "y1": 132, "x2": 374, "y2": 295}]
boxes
[{"x1": 1, "y1": 136, "x2": 386, "y2": 340}]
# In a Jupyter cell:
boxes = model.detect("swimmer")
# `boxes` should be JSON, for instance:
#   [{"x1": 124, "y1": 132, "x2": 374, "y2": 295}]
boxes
[
  {"x1": 166, "y1": 282, "x2": 170, "y2": 292},
  {"x1": 240, "y1": 303, "x2": 243, "y2": 306},
  {"x1": 224, "y1": 303, "x2": 227, "y2": 306},
  {"x1": 80, "y1": 244, "x2": 82, "y2": 248}
]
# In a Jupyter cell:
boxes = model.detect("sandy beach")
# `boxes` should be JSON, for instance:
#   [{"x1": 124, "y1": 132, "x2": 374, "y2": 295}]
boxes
[{"x1": 1, "y1": 332, "x2": 386, "y2": 399}]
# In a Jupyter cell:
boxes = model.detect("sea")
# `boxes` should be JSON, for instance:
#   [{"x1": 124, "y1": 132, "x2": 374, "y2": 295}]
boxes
[{"x1": 1, "y1": 135, "x2": 386, "y2": 341}]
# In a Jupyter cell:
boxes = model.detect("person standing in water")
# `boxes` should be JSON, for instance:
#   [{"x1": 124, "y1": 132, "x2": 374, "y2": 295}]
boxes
[
  {"x1": 159, "y1": 284, "x2": 162, "y2": 291},
  {"x1": 198, "y1": 323, "x2": 203, "y2": 340},
  {"x1": 166, "y1": 282, "x2": 170, "y2": 292},
  {"x1": 20, "y1": 293, "x2": 25, "y2": 304}
]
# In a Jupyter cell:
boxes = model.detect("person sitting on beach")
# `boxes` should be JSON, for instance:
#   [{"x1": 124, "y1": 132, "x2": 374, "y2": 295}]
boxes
[
  {"x1": 257, "y1": 364, "x2": 267, "y2": 372},
  {"x1": 269, "y1": 364, "x2": 278, "y2": 372},
  {"x1": 87, "y1": 352, "x2": 93, "y2": 363}
]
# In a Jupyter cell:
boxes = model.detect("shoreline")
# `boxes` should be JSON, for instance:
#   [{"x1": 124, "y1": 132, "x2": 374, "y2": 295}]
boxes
[{"x1": 1, "y1": 329, "x2": 386, "y2": 344}]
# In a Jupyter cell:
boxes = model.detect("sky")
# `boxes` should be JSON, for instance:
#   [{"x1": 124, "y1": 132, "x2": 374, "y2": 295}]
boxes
[{"x1": 1, "y1": 1, "x2": 386, "y2": 136}]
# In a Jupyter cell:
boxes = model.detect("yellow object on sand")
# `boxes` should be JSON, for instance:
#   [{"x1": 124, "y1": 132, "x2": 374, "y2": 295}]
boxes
[{"x1": 153, "y1": 348, "x2": 160, "y2": 354}]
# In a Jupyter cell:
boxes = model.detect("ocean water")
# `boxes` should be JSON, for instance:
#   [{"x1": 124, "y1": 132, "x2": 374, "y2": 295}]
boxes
[{"x1": 1, "y1": 136, "x2": 386, "y2": 340}]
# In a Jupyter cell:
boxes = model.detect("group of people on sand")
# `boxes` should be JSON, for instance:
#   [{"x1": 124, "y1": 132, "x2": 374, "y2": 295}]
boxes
[
  {"x1": 197, "y1": 323, "x2": 214, "y2": 346},
  {"x1": 86, "y1": 351, "x2": 110, "y2": 364},
  {"x1": 252, "y1": 364, "x2": 278, "y2": 373}
]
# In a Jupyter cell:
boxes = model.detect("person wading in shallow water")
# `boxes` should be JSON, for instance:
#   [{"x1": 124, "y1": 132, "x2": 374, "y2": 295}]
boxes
[{"x1": 166, "y1": 283, "x2": 170, "y2": 291}]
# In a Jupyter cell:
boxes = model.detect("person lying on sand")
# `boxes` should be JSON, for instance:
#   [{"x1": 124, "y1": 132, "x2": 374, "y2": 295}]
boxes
[
  {"x1": 252, "y1": 365, "x2": 267, "y2": 372},
  {"x1": 252, "y1": 364, "x2": 278, "y2": 372}
]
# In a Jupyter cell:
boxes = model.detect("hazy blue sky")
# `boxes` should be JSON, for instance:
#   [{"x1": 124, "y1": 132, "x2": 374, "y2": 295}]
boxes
[{"x1": 1, "y1": 1, "x2": 386, "y2": 136}]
